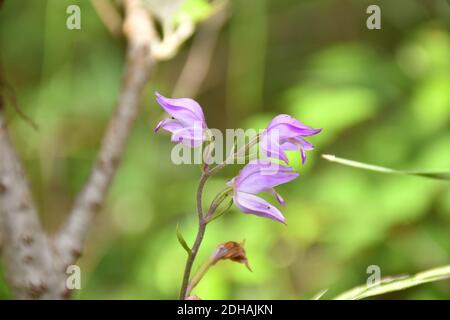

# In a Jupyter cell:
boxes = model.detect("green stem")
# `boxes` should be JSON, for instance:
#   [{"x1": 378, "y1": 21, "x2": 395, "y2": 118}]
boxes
[
  {"x1": 179, "y1": 173, "x2": 209, "y2": 300},
  {"x1": 186, "y1": 256, "x2": 215, "y2": 296},
  {"x1": 178, "y1": 135, "x2": 260, "y2": 299},
  {"x1": 208, "y1": 134, "x2": 260, "y2": 176}
]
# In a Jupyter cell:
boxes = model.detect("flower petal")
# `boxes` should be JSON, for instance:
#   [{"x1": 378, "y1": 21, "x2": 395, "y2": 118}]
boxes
[
  {"x1": 301, "y1": 149, "x2": 307, "y2": 164},
  {"x1": 234, "y1": 191, "x2": 286, "y2": 223},
  {"x1": 235, "y1": 160, "x2": 298, "y2": 194},
  {"x1": 171, "y1": 126, "x2": 205, "y2": 147},
  {"x1": 155, "y1": 92, "x2": 206, "y2": 127},
  {"x1": 296, "y1": 137, "x2": 314, "y2": 150},
  {"x1": 267, "y1": 188, "x2": 285, "y2": 206},
  {"x1": 280, "y1": 137, "x2": 315, "y2": 164},
  {"x1": 267, "y1": 114, "x2": 321, "y2": 138},
  {"x1": 260, "y1": 133, "x2": 289, "y2": 163},
  {"x1": 154, "y1": 118, "x2": 183, "y2": 133},
  {"x1": 281, "y1": 137, "x2": 314, "y2": 151}
]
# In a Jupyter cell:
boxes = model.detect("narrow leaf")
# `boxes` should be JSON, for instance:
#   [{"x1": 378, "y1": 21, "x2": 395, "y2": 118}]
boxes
[
  {"x1": 334, "y1": 265, "x2": 450, "y2": 300},
  {"x1": 322, "y1": 154, "x2": 450, "y2": 181},
  {"x1": 312, "y1": 288, "x2": 328, "y2": 300},
  {"x1": 208, "y1": 198, "x2": 233, "y2": 223},
  {"x1": 176, "y1": 224, "x2": 191, "y2": 255}
]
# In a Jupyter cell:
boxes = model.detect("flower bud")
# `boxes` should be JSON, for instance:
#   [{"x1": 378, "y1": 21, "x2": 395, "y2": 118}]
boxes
[{"x1": 211, "y1": 241, "x2": 251, "y2": 271}]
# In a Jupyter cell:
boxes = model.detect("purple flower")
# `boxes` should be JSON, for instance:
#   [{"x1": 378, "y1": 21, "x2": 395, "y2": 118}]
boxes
[
  {"x1": 227, "y1": 160, "x2": 298, "y2": 223},
  {"x1": 260, "y1": 114, "x2": 321, "y2": 164},
  {"x1": 154, "y1": 92, "x2": 207, "y2": 147}
]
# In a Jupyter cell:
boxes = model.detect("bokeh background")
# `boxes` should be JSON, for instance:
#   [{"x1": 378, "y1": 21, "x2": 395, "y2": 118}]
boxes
[{"x1": 0, "y1": 0, "x2": 449, "y2": 299}]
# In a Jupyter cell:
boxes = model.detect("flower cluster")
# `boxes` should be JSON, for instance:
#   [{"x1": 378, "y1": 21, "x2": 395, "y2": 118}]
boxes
[{"x1": 154, "y1": 92, "x2": 321, "y2": 223}]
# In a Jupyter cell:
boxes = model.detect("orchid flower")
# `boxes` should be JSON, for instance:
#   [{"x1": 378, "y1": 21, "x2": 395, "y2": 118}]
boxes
[
  {"x1": 260, "y1": 114, "x2": 321, "y2": 164},
  {"x1": 153, "y1": 94, "x2": 322, "y2": 297},
  {"x1": 227, "y1": 160, "x2": 298, "y2": 223},
  {"x1": 154, "y1": 92, "x2": 207, "y2": 147}
]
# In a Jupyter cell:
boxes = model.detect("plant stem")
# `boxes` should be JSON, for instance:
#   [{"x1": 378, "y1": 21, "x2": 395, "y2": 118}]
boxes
[
  {"x1": 209, "y1": 133, "x2": 260, "y2": 175},
  {"x1": 178, "y1": 175, "x2": 231, "y2": 299},
  {"x1": 179, "y1": 173, "x2": 209, "y2": 299},
  {"x1": 179, "y1": 220, "x2": 207, "y2": 299},
  {"x1": 178, "y1": 134, "x2": 260, "y2": 299},
  {"x1": 186, "y1": 256, "x2": 215, "y2": 296}
]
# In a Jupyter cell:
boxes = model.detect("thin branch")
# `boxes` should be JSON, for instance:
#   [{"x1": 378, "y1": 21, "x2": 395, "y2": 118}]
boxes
[
  {"x1": 172, "y1": 0, "x2": 229, "y2": 97},
  {"x1": 55, "y1": 0, "x2": 156, "y2": 267},
  {"x1": 90, "y1": 0, "x2": 123, "y2": 37},
  {"x1": 0, "y1": 78, "x2": 38, "y2": 130}
]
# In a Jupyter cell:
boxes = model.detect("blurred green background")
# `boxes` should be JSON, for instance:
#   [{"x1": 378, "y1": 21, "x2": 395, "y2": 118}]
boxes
[{"x1": 0, "y1": 0, "x2": 449, "y2": 299}]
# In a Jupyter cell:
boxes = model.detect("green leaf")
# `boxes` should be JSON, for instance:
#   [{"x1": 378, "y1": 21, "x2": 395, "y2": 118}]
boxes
[
  {"x1": 312, "y1": 289, "x2": 328, "y2": 300},
  {"x1": 176, "y1": 224, "x2": 191, "y2": 255},
  {"x1": 208, "y1": 198, "x2": 234, "y2": 223},
  {"x1": 334, "y1": 265, "x2": 450, "y2": 300},
  {"x1": 322, "y1": 154, "x2": 450, "y2": 181}
]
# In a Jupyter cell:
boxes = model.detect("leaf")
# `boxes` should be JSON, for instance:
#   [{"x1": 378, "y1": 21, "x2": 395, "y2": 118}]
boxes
[
  {"x1": 176, "y1": 224, "x2": 191, "y2": 255},
  {"x1": 334, "y1": 265, "x2": 450, "y2": 300},
  {"x1": 208, "y1": 198, "x2": 233, "y2": 223},
  {"x1": 312, "y1": 289, "x2": 328, "y2": 300},
  {"x1": 322, "y1": 154, "x2": 450, "y2": 181}
]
